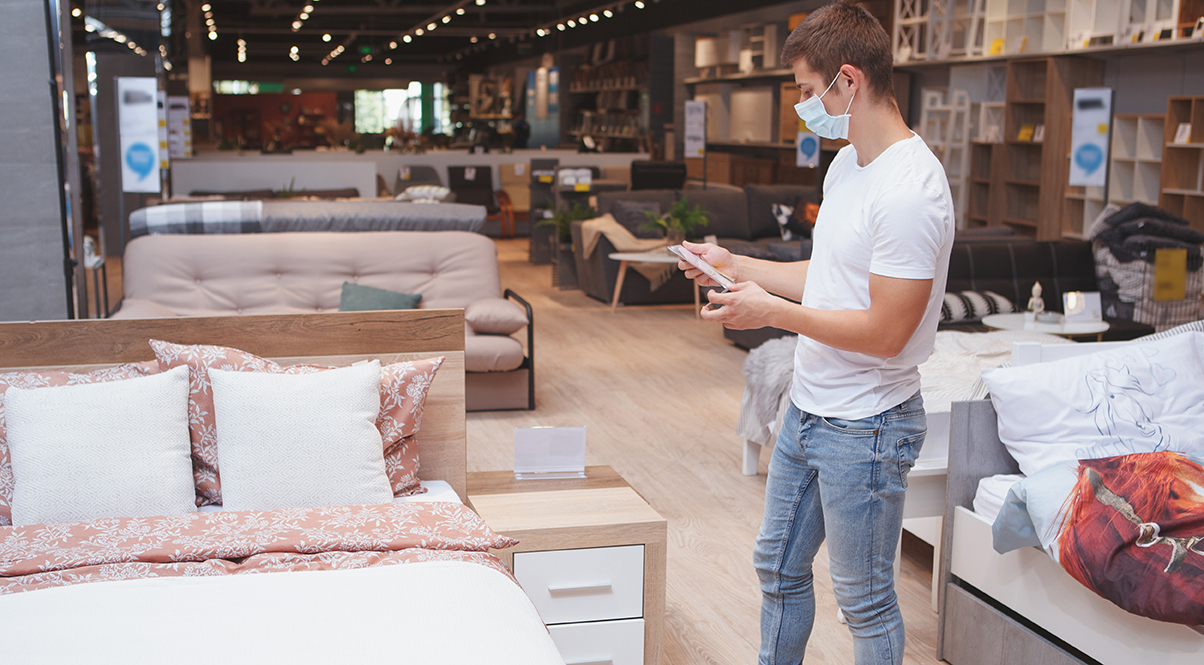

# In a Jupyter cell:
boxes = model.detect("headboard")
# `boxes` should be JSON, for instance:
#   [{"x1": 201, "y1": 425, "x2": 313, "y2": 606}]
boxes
[{"x1": 0, "y1": 310, "x2": 468, "y2": 499}]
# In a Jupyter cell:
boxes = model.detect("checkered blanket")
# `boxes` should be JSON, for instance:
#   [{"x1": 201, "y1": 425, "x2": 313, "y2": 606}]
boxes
[{"x1": 129, "y1": 201, "x2": 263, "y2": 238}]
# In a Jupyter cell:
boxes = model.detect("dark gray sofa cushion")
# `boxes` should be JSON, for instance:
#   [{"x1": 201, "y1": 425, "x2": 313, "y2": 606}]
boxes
[
  {"x1": 678, "y1": 189, "x2": 750, "y2": 240},
  {"x1": 744, "y1": 184, "x2": 820, "y2": 240},
  {"x1": 612, "y1": 200, "x2": 664, "y2": 239}
]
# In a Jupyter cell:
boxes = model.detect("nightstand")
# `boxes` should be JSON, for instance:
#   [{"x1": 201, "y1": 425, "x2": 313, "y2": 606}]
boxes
[{"x1": 467, "y1": 466, "x2": 667, "y2": 665}]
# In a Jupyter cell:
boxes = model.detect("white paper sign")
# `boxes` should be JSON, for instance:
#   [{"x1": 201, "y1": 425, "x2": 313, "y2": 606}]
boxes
[
  {"x1": 684, "y1": 100, "x2": 707, "y2": 159},
  {"x1": 1068, "y1": 88, "x2": 1111, "y2": 187},
  {"x1": 166, "y1": 96, "x2": 192, "y2": 159},
  {"x1": 514, "y1": 427, "x2": 586, "y2": 479},
  {"x1": 117, "y1": 77, "x2": 161, "y2": 193},
  {"x1": 1063, "y1": 291, "x2": 1102, "y2": 322}
]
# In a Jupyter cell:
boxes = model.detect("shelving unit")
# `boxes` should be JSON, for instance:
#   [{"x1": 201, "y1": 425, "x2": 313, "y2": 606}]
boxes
[
  {"x1": 929, "y1": 0, "x2": 990, "y2": 59},
  {"x1": 1159, "y1": 95, "x2": 1204, "y2": 230},
  {"x1": 1109, "y1": 113, "x2": 1165, "y2": 205},
  {"x1": 919, "y1": 88, "x2": 973, "y2": 228},
  {"x1": 567, "y1": 59, "x2": 649, "y2": 152},
  {"x1": 983, "y1": 0, "x2": 1069, "y2": 55},
  {"x1": 1066, "y1": 0, "x2": 1123, "y2": 48}
]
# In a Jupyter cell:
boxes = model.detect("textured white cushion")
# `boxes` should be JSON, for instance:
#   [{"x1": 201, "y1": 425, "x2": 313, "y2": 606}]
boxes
[
  {"x1": 981, "y1": 332, "x2": 1204, "y2": 476},
  {"x1": 5, "y1": 365, "x2": 194, "y2": 526},
  {"x1": 210, "y1": 361, "x2": 392, "y2": 511}
]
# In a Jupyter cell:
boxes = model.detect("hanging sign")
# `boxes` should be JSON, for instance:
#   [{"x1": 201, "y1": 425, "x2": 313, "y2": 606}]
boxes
[
  {"x1": 1068, "y1": 88, "x2": 1112, "y2": 187},
  {"x1": 117, "y1": 77, "x2": 161, "y2": 193},
  {"x1": 684, "y1": 100, "x2": 707, "y2": 159}
]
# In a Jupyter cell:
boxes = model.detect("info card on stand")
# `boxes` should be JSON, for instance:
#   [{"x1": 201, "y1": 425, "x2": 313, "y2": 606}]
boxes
[{"x1": 513, "y1": 427, "x2": 587, "y2": 480}]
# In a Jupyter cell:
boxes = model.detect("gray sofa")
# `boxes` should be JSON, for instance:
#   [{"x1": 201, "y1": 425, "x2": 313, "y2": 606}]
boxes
[
  {"x1": 571, "y1": 184, "x2": 818, "y2": 307},
  {"x1": 112, "y1": 231, "x2": 534, "y2": 411}
]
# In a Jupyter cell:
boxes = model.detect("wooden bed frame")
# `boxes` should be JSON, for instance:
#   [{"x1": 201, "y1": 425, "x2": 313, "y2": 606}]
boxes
[
  {"x1": 0, "y1": 309, "x2": 468, "y2": 499},
  {"x1": 937, "y1": 399, "x2": 1204, "y2": 665}
]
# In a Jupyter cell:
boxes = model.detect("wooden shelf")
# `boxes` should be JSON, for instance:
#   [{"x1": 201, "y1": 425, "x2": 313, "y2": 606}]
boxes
[
  {"x1": 1164, "y1": 189, "x2": 1204, "y2": 196},
  {"x1": 568, "y1": 84, "x2": 645, "y2": 93},
  {"x1": 1003, "y1": 217, "x2": 1039, "y2": 228},
  {"x1": 1165, "y1": 142, "x2": 1204, "y2": 148},
  {"x1": 1004, "y1": 179, "x2": 1042, "y2": 187},
  {"x1": 683, "y1": 68, "x2": 794, "y2": 85},
  {"x1": 893, "y1": 36, "x2": 1204, "y2": 70}
]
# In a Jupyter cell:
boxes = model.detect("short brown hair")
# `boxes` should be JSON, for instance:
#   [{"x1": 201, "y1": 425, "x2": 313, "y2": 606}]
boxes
[{"x1": 780, "y1": 1, "x2": 895, "y2": 102}]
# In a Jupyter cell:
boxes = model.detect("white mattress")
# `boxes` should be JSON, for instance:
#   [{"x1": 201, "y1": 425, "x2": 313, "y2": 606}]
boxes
[
  {"x1": 972, "y1": 473, "x2": 1024, "y2": 522},
  {"x1": 0, "y1": 560, "x2": 562, "y2": 664},
  {"x1": 195, "y1": 479, "x2": 460, "y2": 513}
]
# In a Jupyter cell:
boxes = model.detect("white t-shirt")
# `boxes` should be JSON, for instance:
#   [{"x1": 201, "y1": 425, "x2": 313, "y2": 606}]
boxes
[{"x1": 790, "y1": 134, "x2": 955, "y2": 420}]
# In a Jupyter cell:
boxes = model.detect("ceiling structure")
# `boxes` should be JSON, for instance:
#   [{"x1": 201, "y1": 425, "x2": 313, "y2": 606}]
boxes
[{"x1": 88, "y1": 0, "x2": 795, "y2": 73}]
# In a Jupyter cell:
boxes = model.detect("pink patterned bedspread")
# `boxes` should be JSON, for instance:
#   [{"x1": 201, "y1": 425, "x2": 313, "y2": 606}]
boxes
[{"x1": 0, "y1": 502, "x2": 518, "y2": 595}]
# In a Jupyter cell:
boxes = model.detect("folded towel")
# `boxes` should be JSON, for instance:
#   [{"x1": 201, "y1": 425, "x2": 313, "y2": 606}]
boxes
[{"x1": 580, "y1": 214, "x2": 676, "y2": 290}]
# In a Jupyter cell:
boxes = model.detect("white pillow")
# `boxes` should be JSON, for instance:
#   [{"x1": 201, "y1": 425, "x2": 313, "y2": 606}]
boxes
[
  {"x1": 981, "y1": 332, "x2": 1204, "y2": 476},
  {"x1": 210, "y1": 360, "x2": 391, "y2": 511},
  {"x1": 5, "y1": 365, "x2": 194, "y2": 526}
]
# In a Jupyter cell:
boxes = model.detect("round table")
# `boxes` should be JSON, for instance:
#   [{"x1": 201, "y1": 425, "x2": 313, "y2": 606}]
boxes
[
  {"x1": 607, "y1": 251, "x2": 700, "y2": 316},
  {"x1": 981, "y1": 313, "x2": 1110, "y2": 341}
]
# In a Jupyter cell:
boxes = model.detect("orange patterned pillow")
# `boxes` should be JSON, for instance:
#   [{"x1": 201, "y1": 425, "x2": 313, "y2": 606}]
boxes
[
  {"x1": 0, "y1": 361, "x2": 162, "y2": 526},
  {"x1": 149, "y1": 340, "x2": 443, "y2": 506}
]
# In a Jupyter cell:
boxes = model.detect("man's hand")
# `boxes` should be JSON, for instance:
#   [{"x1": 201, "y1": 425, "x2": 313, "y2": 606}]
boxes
[
  {"x1": 698, "y1": 281, "x2": 780, "y2": 330},
  {"x1": 677, "y1": 240, "x2": 737, "y2": 288}
]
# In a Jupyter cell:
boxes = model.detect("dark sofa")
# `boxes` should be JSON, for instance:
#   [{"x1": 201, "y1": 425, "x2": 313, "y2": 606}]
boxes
[
  {"x1": 723, "y1": 237, "x2": 1155, "y2": 351},
  {"x1": 571, "y1": 184, "x2": 818, "y2": 306}
]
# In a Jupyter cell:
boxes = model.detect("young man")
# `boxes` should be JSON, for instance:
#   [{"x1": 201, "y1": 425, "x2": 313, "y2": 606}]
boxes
[{"x1": 676, "y1": 3, "x2": 955, "y2": 664}]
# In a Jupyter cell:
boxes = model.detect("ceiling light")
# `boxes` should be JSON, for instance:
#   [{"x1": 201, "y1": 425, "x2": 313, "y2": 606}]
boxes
[
  {"x1": 385, "y1": 58, "x2": 392, "y2": 64},
  {"x1": 590, "y1": 13, "x2": 599, "y2": 21},
  {"x1": 536, "y1": 28, "x2": 545, "y2": 36},
  {"x1": 72, "y1": 7, "x2": 81, "y2": 17},
  {"x1": 456, "y1": 8, "x2": 465, "y2": 14},
  {"x1": 475, "y1": 0, "x2": 485, "y2": 5},
  {"x1": 604, "y1": 9, "x2": 613, "y2": 17},
  {"x1": 291, "y1": 20, "x2": 301, "y2": 29},
  {"x1": 567, "y1": 19, "x2": 575, "y2": 27},
  {"x1": 488, "y1": 32, "x2": 496, "y2": 39},
  {"x1": 322, "y1": 33, "x2": 331, "y2": 41},
  {"x1": 204, "y1": 11, "x2": 211, "y2": 18},
  {"x1": 557, "y1": 23, "x2": 565, "y2": 31},
  {"x1": 403, "y1": 34, "x2": 412, "y2": 42},
  {"x1": 415, "y1": 28, "x2": 423, "y2": 35},
  {"x1": 299, "y1": 12, "x2": 308, "y2": 20},
  {"x1": 635, "y1": 1, "x2": 644, "y2": 7},
  {"x1": 427, "y1": 22, "x2": 436, "y2": 30},
  {"x1": 470, "y1": 36, "x2": 478, "y2": 43},
  {"x1": 208, "y1": 32, "x2": 217, "y2": 40},
  {"x1": 304, "y1": 5, "x2": 314, "y2": 12},
  {"x1": 201, "y1": 3, "x2": 210, "y2": 10},
  {"x1": 442, "y1": 16, "x2": 450, "y2": 23},
  {"x1": 389, "y1": 40, "x2": 397, "y2": 48},
  {"x1": 290, "y1": 45, "x2": 298, "y2": 52}
]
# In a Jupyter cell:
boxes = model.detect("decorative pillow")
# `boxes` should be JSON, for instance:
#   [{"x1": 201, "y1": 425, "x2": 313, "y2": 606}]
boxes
[
  {"x1": 397, "y1": 184, "x2": 451, "y2": 203},
  {"x1": 0, "y1": 360, "x2": 160, "y2": 527},
  {"x1": 980, "y1": 332, "x2": 1204, "y2": 477},
  {"x1": 5, "y1": 365, "x2": 194, "y2": 526},
  {"x1": 612, "y1": 200, "x2": 663, "y2": 239},
  {"x1": 771, "y1": 203, "x2": 811, "y2": 241},
  {"x1": 465, "y1": 298, "x2": 528, "y2": 335},
  {"x1": 149, "y1": 340, "x2": 443, "y2": 505},
  {"x1": 210, "y1": 362, "x2": 393, "y2": 511},
  {"x1": 940, "y1": 290, "x2": 1015, "y2": 323},
  {"x1": 339, "y1": 282, "x2": 423, "y2": 312}
]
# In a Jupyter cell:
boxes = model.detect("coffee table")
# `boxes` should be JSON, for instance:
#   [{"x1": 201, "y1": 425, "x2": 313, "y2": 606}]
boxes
[
  {"x1": 981, "y1": 312, "x2": 1110, "y2": 341},
  {"x1": 607, "y1": 250, "x2": 701, "y2": 316}
]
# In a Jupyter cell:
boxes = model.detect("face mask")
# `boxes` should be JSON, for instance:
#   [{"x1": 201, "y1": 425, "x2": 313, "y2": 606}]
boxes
[{"x1": 794, "y1": 73, "x2": 855, "y2": 141}]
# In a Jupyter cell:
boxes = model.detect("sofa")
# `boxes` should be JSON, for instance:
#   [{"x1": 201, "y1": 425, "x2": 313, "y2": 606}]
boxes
[
  {"x1": 112, "y1": 231, "x2": 534, "y2": 411},
  {"x1": 571, "y1": 184, "x2": 818, "y2": 307}
]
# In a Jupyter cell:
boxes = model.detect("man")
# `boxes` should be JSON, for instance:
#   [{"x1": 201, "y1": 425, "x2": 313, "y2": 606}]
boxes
[{"x1": 676, "y1": 3, "x2": 955, "y2": 664}]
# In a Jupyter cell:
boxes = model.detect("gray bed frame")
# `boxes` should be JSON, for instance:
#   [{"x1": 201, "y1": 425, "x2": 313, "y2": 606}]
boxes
[{"x1": 936, "y1": 399, "x2": 1091, "y2": 665}]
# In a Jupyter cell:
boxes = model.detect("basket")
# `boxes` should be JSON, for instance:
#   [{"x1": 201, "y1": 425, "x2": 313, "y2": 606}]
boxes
[{"x1": 1094, "y1": 242, "x2": 1203, "y2": 331}]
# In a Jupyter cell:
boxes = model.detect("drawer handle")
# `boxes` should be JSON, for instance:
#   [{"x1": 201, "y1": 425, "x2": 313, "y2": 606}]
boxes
[
  {"x1": 565, "y1": 660, "x2": 614, "y2": 665},
  {"x1": 547, "y1": 581, "x2": 613, "y2": 595}
]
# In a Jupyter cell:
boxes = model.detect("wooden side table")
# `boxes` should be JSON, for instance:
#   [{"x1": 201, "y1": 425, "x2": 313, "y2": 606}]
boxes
[
  {"x1": 607, "y1": 251, "x2": 701, "y2": 316},
  {"x1": 468, "y1": 466, "x2": 667, "y2": 665}
]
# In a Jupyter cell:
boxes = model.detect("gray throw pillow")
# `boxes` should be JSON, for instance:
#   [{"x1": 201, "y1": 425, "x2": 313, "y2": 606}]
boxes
[
  {"x1": 611, "y1": 200, "x2": 663, "y2": 239},
  {"x1": 339, "y1": 282, "x2": 422, "y2": 311}
]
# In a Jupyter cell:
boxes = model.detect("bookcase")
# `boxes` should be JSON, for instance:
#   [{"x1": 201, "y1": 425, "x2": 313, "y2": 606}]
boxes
[
  {"x1": 1159, "y1": 96, "x2": 1204, "y2": 231},
  {"x1": 1109, "y1": 113, "x2": 1164, "y2": 205},
  {"x1": 997, "y1": 57, "x2": 1104, "y2": 239},
  {"x1": 983, "y1": 0, "x2": 1069, "y2": 55}
]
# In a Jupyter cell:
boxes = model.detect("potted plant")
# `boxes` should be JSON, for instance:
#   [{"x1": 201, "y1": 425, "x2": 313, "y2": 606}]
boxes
[
  {"x1": 536, "y1": 201, "x2": 596, "y2": 289},
  {"x1": 641, "y1": 196, "x2": 709, "y2": 244}
]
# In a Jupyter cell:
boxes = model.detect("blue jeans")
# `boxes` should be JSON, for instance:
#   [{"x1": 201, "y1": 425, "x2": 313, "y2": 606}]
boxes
[{"x1": 754, "y1": 392, "x2": 926, "y2": 665}]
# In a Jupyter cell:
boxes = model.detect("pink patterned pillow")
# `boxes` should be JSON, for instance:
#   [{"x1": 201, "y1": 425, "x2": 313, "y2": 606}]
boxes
[
  {"x1": 0, "y1": 361, "x2": 161, "y2": 526},
  {"x1": 149, "y1": 340, "x2": 443, "y2": 506}
]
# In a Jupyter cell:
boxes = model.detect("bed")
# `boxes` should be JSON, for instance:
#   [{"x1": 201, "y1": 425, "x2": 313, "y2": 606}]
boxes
[
  {"x1": 0, "y1": 310, "x2": 563, "y2": 664},
  {"x1": 938, "y1": 331, "x2": 1204, "y2": 665}
]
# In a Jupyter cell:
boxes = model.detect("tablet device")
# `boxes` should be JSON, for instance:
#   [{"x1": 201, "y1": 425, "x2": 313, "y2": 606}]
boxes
[{"x1": 668, "y1": 244, "x2": 735, "y2": 290}]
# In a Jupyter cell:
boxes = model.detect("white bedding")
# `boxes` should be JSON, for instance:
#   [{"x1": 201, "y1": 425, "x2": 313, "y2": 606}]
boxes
[
  {"x1": 972, "y1": 473, "x2": 1024, "y2": 521},
  {"x1": 0, "y1": 560, "x2": 563, "y2": 664},
  {"x1": 195, "y1": 479, "x2": 461, "y2": 512}
]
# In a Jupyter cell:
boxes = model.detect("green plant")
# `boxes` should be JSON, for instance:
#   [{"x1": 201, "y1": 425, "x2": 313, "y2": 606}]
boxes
[
  {"x1": 275, "y1": 177, "x2": 298, "y2": 199},
  {"x1": 536, "y1": 201, "x2": 597, "y2": 242},
  {"x1": 641, "y1": 196, "x2": 709, "y2": 240}
]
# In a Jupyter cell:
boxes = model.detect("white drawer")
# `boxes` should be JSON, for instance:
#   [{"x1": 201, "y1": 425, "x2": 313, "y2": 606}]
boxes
[
  {"x1": 513, "y1": 545, "x2": 644, "y2": 624},
  {"x1": 549, "y1": 618, "x2": 645, "y2": 665}
]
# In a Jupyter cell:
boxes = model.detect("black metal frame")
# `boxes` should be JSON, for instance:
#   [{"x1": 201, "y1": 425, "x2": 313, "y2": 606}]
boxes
[{"x1": 504, "y1": 288, "x2": 535, "y2": 410}]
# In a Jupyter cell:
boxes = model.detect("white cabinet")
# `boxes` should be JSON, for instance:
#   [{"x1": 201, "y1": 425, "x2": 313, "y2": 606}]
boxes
[
  {"x1": 549, "y1": 618, "x2": 646, "y2": 665},
  {"x1": 513, "y1": 545, "x2": 645, "y2": 625}
]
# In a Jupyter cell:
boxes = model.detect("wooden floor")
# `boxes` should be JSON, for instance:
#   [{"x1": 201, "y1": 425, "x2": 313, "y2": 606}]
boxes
[{"x1": 469, "y1": 238, "x2": 945, "y2": 665}]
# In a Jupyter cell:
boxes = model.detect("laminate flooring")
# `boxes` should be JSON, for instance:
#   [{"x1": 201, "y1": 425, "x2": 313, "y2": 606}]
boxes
[{"x1": 469, "y1": 238, "x2": 946, "y2": 665}]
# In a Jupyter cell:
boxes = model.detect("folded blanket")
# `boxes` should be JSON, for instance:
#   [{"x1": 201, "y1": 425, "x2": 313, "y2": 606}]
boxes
[
  {"x1": 580, "y1": 214, "x2": 676, "y2": 290},
  {"x1": 129, "y1": 201, "x2": 264, "y2": 238}
]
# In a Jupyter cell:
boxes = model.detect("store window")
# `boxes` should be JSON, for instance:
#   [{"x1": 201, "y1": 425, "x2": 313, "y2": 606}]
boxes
[{"x1": 354, "y1": 82, "x2": 422, "y2": 134}]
